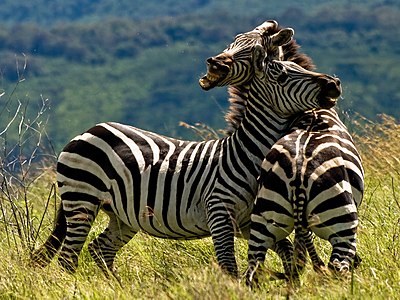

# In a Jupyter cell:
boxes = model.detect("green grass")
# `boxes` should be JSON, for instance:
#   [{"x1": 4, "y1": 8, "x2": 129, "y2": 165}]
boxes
[{"x1": 0, "y1": 116, "x2": 399, "y2": 299}]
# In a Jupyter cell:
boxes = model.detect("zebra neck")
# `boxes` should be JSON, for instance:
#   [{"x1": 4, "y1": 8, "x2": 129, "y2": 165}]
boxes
[{"x1": 227, "y1": 109, "x2": 290, "y2": 176}]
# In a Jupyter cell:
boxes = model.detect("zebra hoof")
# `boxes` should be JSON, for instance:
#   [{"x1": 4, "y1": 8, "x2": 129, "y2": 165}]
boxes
[{"x1": 328, "y1": 260, "x2": 352, "y2": 278}]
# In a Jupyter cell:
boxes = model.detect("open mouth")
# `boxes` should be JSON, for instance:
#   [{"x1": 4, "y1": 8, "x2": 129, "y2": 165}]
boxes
[
  {"x1": 199, "y1": 72, "x2": 222, "y2": 90},
  {"x1": 317, "y1": 96, "x2": 339, "y2": 109},
  {"x1": 317, "y1": 80, "x2": 342, "y2": 109},
  {"x1": 199, "y1": 61, "x2": 230, "y2": 91}
]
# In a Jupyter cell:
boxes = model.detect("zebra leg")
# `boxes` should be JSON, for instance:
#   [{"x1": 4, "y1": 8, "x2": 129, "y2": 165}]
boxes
[
  {"x1": 31, "y1": 205, "x2": 67, "y2": 267},
  {"x1": 328, "y1": 234, "x2": 357, "y2": 275},
  {"x1": 205, "y1": 201, "x2": 238, "y2": 277},
  {"x1": 311, "y1": 205, "x2": 358, "y2": 275},
  {"x1": 246, "y1": 234, "x2": 271, "y2": 288},
  {"x1": 58, "y1": 198, "x2": 101, "y2": 273},
  {"x1": 246, "y1": 214, "x2": 293, "y2": 287},
  {"x1": 88, "y1": 212, "x2": 136, "y2": 280},
  {"x1": 295, "y1": 230, "x2": 327, "y2": 274},
  {"x1": 273, "y1": 238, "x2": 294, "y2": 280},
  {"x1": 246, "y1": 239, "x2": 294, "y2": 285}
]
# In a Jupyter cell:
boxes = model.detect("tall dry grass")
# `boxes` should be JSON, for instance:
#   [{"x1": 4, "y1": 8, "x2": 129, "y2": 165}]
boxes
[{"x1": 0, "y1": 72, "x2": 399, "y2": 300}]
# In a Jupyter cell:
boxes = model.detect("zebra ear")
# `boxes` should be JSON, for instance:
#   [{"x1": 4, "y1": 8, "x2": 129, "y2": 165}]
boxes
[
  {"x1": 253, "y1": 43, "x2": 267, "y2": 74},
  {"x1": 271, "y1": 28, "x2": 294, "y2": 47},
  {"x1": 255, "y1": 20, "x2": 278, "y2": 33}
]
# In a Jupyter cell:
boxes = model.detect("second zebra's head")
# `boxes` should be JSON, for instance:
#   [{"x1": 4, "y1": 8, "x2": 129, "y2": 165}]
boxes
[
  {"x1": 199, "y1": 20, "x2": 294, "y2": 90},
  {"x1": 260, "y1": 59, "x2": 342, "y2": 117}
]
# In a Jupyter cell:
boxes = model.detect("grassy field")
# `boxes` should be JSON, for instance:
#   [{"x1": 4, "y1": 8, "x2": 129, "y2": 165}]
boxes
[{"x1": 0, "y1": 115, "x2": 399, "y2": 299}]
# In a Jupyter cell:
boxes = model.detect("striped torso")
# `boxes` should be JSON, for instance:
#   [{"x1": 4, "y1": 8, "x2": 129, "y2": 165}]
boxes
[
  {"x1": 263, "y1": 108, "x2": 364, "y2": 212},
  {"x1": 57, "y1": 122, "x2": 261, "y2": 239}
]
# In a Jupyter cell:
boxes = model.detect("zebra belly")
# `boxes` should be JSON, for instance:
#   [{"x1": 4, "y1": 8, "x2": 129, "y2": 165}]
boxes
[
  {"x1": 102, "y1": 164, "x2": 212, "y2": 239},
  {"x1": 119, "y1": 190, "x2": 210, "y2": 239}
]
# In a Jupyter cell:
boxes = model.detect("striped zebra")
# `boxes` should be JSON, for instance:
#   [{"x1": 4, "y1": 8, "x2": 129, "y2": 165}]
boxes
[
  {"x1": 31, "y1": 21, "x2": 341, "y2": 279},
  {"x1": 245, "y1": 108, "x2": 364, "y2": 286}
]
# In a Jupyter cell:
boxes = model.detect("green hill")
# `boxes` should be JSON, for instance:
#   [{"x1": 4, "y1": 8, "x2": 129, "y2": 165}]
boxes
[{"x1": 0, "y1": 0, "x2": 398, "y2": 151}]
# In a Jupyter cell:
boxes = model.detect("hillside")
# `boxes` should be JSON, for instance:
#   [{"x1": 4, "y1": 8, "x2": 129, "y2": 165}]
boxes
[
  {"x1": 0, "y1": 0, "x2": 384, "y2": 25},
  {"x1": 0, "y1": 0, "x2": 399, "y2": 151}
]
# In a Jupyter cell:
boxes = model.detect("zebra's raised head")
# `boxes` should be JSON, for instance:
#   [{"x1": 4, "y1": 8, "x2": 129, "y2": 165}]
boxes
[
  {"x1": 199, "y1": 20, "x2": 294, "y2": 90},
  {"x1": 259, "y1": 60, "x2": 342, "y2": 117}
]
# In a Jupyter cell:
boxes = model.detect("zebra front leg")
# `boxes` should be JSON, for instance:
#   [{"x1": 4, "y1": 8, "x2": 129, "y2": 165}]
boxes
[
  {"x1": 205, "y1": 199, "x2": 238, "y2": 277},
  {"x1": 58, "y1": 199, "x2": 101, "y2": 272},
  {"x1": 88, "y1": 213, "x2": 136, "y2": 280},
  {"x1": 245, "y1": 231, "x2": 273, "y2": 288}
]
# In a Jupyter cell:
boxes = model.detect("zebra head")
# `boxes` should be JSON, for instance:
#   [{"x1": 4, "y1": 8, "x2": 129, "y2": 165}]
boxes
[
  {"x1": 259, "y1": 59, "x2": 342, "y2": 117},
  {"x1": 199, "y1": 20, "x2": 294, "y2": 91}
]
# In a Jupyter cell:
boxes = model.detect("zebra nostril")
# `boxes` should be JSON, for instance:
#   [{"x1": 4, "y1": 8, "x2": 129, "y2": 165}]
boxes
[{"x1": 206, "y1": 57, "x2": 215, "y2": 64}]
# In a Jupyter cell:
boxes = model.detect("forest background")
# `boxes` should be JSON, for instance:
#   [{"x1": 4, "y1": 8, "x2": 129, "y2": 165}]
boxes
[{"x1": 0, "y1": 0, "x2": 399, "y2": 151}]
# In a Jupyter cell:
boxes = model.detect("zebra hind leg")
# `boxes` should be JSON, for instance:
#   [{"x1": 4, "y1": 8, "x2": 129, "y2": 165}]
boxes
[
  {"x1": 245, "y1": 224, "x2": 282, "y2": 287},
  {"x1": 328, "y1": 236, "x2": 357, "y2": 276},
  {"x1": 273, "y1": 238, "x2": 295, "y2": 281},
  {"x1": 88, "y1": 213, "x2": 136, "y2": 281},
  {"x1": 297, "y1": 230, "x2": 328, "y2": 275},
  {"x1": 57, "y1": 198, "x2": 101, "y2": 273},
  {"x1": 31, "y1": 206, "x2": 67, "y2": 267}
]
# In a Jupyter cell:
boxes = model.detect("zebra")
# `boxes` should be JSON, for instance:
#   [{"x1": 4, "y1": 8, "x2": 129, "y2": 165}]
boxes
[
  {"x1": 218, "y1": 21, "x2": 363, "y2": 283},
  {"x1": 245, "y1": 107, "x2": 364, "y2": 286},
  {"x1": 31, "y1": 20, "x2": 341, "y2": 279}
]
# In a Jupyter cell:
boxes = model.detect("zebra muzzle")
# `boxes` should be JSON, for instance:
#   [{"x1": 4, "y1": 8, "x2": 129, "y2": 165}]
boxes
[
  {"x1": 199, "y1": 73, "x2": 220, "y2": 90},
  {"x1": 317, "y1": 76, "x2": 342, "y2": 108},
  {"x1": 199, "y1": 56, "x2": 231, "y2": 90}
]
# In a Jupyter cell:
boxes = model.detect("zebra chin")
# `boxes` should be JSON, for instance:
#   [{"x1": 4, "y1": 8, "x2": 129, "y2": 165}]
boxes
[
  {"x1": 199, "y1": 75, "x2": 218, "y2": 90},
  {"x1": 316, "y1": 76, "x2": 342, "y2": 108},
  {"x1": 317, "y1": 96, "x2": 339, "y2": 109}
]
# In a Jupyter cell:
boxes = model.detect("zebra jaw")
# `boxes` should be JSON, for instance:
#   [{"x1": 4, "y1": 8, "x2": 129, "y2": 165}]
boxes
[
  {"x1": 199, "y1": 73, "x2": 221, "y2": 90},
  {"x1": 318, "y1": 96, "x2": 338, "y2": 109},
  {"x1": 317, "y1": 88, "x2": 342, "y2": 109},
  {"x1": 199, "y1": 57, "x2": 231, "y2": 90}
]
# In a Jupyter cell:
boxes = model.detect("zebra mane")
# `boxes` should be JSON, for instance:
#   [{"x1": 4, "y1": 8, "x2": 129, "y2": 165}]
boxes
[{"x1": 223, "y1": 25, "x2": 315, "y2": 135}]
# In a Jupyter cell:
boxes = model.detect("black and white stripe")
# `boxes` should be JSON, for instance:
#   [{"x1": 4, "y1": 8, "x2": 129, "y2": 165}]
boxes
[
  {"x1": 32, "y1": 21, "x2": 341, "y2": 278},
  {"x1": 245, "y1": 108, "x2": 364, "y2": 285}
]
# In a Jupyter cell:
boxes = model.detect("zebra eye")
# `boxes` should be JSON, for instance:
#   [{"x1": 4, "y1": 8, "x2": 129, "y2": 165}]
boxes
[{"x1": 277, "y1": 72, "x2": 289, "y2": 84}]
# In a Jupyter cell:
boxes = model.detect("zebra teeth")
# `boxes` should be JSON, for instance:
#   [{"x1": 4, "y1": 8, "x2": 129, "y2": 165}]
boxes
[
  {"x1": 199, "y1": 76, "x2": 213, "y2": 90},
  {"x1": 318, "y1": 96, "x2": 339, "y2": 109},
  {"x1": 199, "y1": 72, "x2": 222, "y2": 90},
  {"x1": 206, "y1": 73, "x2": 220, "y2": 82},
  {"x1": 329, "y1": 97, "x2": 338, "y2": 104}
]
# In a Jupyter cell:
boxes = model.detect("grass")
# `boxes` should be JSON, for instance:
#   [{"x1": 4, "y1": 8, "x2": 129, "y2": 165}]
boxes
[{"x1": 0, "y1": 113, "x2": 399, "y2": 299}]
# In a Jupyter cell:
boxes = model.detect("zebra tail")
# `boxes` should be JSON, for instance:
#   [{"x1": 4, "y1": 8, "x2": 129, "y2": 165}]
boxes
[
  {"x1": 292, "y1": 194, "x2": 308, "y2": 275},
  {"x1": 31, "y1": 205, "x2": 67, "y2": 266}
]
